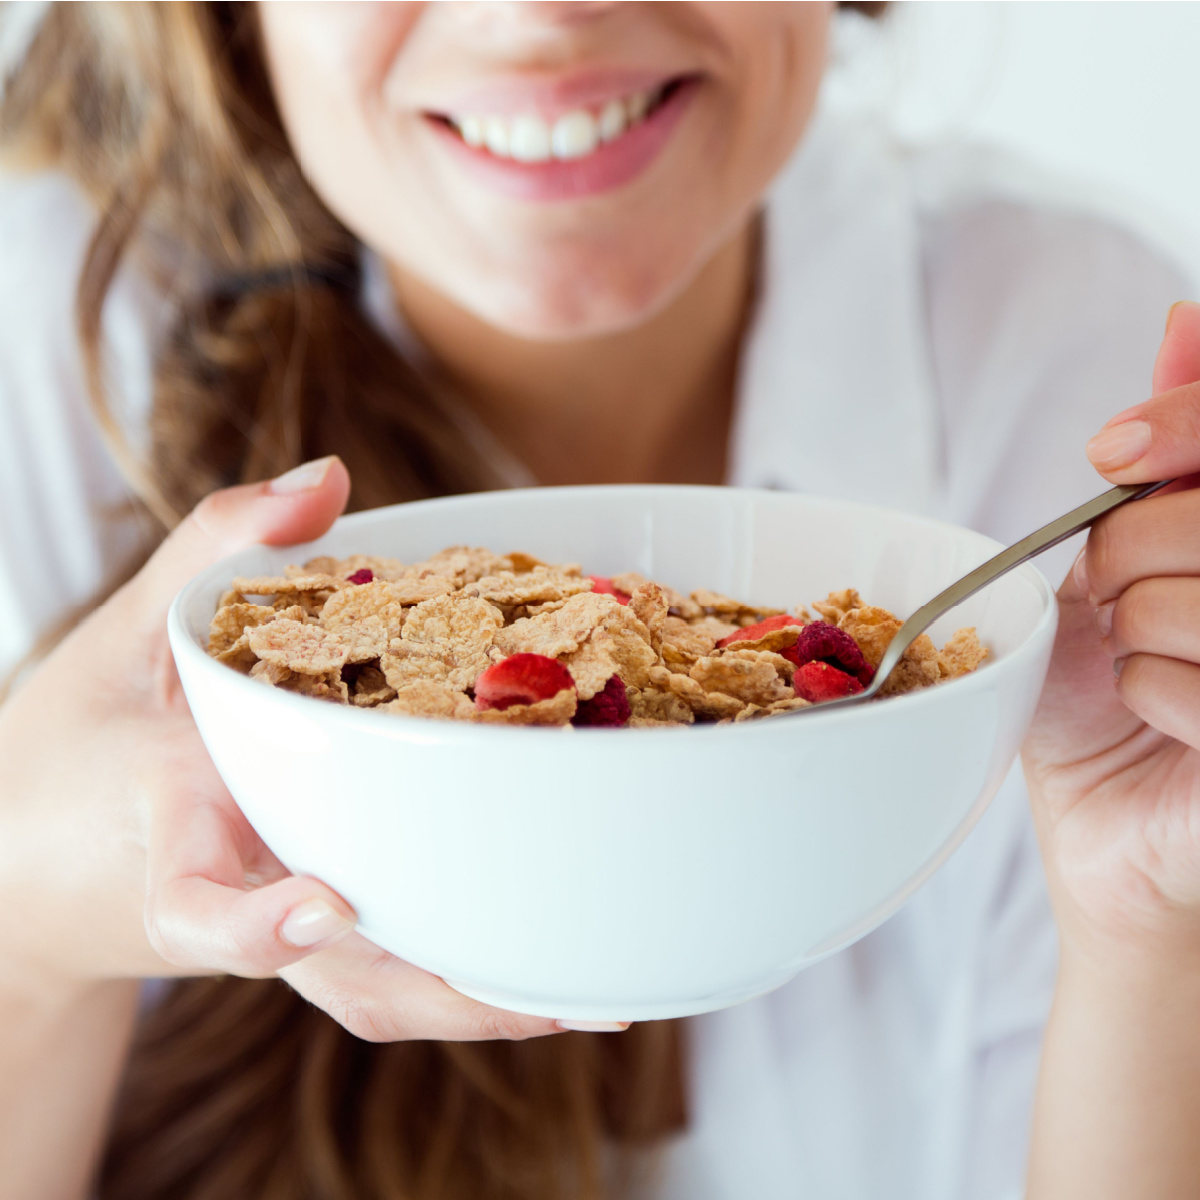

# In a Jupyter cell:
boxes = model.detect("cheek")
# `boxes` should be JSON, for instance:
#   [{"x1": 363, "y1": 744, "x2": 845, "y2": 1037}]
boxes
[
  {"x1": 259, "y1": 3, "x2": 425, "y2": 235},
  {"x1": 709, "y1": 4, "x2": 831, "y2": 195},
  {"x1": 260, "y1": 3, "x2": 421, "y2": 101}
]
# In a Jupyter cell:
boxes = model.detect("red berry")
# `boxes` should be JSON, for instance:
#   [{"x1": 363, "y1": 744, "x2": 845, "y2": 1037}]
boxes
[
  {"x1": 345, "y1": 568, "x2": 374, "y2": 585},
  {"x1": 792, "y1": 661, "x2": 864, "y2": 703},
  {"x1": 571, "y1": 675, "x2": 630, "y2": 727},
  {"x1": 782, "y1": 622, "x2": 874, "y2": 686},
  {"x1": 717, "y1": 613, "x2": 806, "y2": 648},
  {"x1": 474, "y1": 653, "x2": 576, "y2": 711},
  {"x1": 588, "y1": 576, "x2": 631, "y2": 605}
]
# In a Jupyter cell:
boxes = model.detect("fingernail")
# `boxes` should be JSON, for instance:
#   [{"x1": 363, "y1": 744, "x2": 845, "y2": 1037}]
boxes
[
  {"x1": 269, "y1": 456, "x2": 337, "y2": 495},
  {"x1": 1086, "y1": 420, "x2": 1152, "y2": 470},
  {"x1": 556, "y1": 1019, "x2": 631, "y2": 1033},
  {"x1": 281, "y1": 898, "x2": 354, "y2": 948},
  {"x1": 1166, "y1": 300, "x2": 1187, "y2": 333},
  {"x1": 1072, "y1": 548, "x2": 1089, "y2": 596},
  {"x1": 1113, "y1": 657, "x2": 1126, "y2": 678},
  {"x1": 1094, "y1": 600, "x2": 1114, "y2": 639}
]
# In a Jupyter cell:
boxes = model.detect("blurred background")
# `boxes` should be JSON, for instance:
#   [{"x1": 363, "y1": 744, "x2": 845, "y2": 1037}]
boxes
[{"x1": 826, "y1": 1, "x2": 1200, "y2": 278}]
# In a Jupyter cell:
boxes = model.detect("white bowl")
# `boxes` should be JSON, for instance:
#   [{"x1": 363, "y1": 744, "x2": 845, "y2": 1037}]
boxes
[{"x1": 168, "y1": 486, "x2": 1056, "y2": 1021}]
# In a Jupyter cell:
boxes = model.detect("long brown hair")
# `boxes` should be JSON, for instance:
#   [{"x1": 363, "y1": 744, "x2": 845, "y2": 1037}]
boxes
[{"x1": 1, "y1": 3, "x2": 882, "y2": 1195}]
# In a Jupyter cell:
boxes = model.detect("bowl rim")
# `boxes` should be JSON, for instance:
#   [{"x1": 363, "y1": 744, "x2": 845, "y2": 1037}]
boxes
[{"x1": 167, "y1": 484, "x2": 1058, "y2": 744}]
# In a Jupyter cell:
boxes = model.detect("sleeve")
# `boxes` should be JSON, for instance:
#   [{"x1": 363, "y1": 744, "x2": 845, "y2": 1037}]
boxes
[{"x1": 0, "y1": 168, "x2": 157, "y2": 679}]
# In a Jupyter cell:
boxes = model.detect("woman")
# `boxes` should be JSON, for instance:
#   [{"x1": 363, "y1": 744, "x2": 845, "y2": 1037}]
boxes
[{"x1": 1, "y1": 3, "x2": 1198, "y2": 1198}]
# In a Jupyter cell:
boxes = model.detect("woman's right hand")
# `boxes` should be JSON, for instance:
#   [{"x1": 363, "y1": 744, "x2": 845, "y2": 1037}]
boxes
[{"x1": 0, "y1": 457, "x2": 566, "y2": 1042}]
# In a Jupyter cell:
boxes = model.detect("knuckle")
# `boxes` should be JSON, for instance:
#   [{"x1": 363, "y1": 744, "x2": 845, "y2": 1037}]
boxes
[
  {"x1": 189, "y1": 486, "x2": 248, "y2": 546},
  {"x1": 331, "y1": 995, "x2": 399, "y2": 1043},
  {"x1": 164, "y1": 501, "x2": 222, "y2": 566},
  {"x1": 469, "y1": 1008, "x2": 536, "y2": 1042},
  {"x1": 1165, "y1": 382, "x2": 1200, "y2": 444},
  {"x1": 223, "y1": 917, "x2": 268, "y2": 977},
  {"x1": 144, "y1": 900, "x2": 185, "y2": 967},
  {"x1": 1086, "y1": 517, "x2": 1120, "y2": 598},
  {"x1": 301, "y1": 979, "x2": 400, "y2": 1043},
  {"x1": 189, "y1": 491, "x2": 224, "y2": 532},
  {"x1": 1115, "y1": 652, "x2": 1152, "y2": 700},
  {"x1": 1113, "y1": 580, "x2": 1154, "y2": 646}
]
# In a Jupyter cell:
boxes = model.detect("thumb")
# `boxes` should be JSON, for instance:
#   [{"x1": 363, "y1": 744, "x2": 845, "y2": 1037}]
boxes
[
  {"x1": 1153, "y1": 300, "x2": 1200, "y2": 395},
  {"x1": 1084, "y1": 302, "x2": 1200, "y2": 486},
  {"x1": 129, "y1": 456, "x2": 351, "y2": 625}
]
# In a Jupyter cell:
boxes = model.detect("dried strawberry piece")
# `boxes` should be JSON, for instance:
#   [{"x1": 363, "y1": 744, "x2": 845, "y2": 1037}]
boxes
[
  {"x1": 588, "y1": 575, "x2": 630, "y2": 605},
  {"x1": 783, "y1": 623, "x2": 874, "y2": 686},
  {"x1": 792, "y1": 661, "x2": 864, "y2": 703},
  {"x1": 474, "y1": 653, "x2": 576, "y2": 711},
  {"x1": 571, "y1": 674, "x2": 630, "y2": 727},
  {"x1": 717, "y1": 613, "x2": 805, "y2": 649},
  {"x1": 345, "y1": 568, "x2": 374, "y2": 585}
]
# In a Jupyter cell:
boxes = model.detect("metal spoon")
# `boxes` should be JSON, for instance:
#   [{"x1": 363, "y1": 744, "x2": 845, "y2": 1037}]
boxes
[{"x1": 793, "y1": 480, "x2": 1173, "y2": 714}]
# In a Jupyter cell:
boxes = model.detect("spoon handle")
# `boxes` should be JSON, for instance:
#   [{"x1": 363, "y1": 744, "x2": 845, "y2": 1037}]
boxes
[{"x1": 866, "y1": 480, "x2": 1173, "y2": 697}]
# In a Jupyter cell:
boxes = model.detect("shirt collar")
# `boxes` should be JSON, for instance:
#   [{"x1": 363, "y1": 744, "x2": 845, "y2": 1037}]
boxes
[{"x1": 728, "y1": 114, "x2": 941, "y2": 517}]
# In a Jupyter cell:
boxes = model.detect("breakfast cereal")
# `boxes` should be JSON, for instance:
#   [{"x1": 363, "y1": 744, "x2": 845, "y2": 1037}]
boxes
[{"x1": 207, "y1": 547, "x2": 988, "y2": 727}]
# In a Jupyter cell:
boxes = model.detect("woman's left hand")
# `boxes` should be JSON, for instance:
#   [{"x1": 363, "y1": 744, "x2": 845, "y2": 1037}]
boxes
[
  {"x1": 1024, "y1": 299, "x2": 1200, "y2": 970},
  {"x1": 1022, "y1": 302, "x2": 1200, "y2": 1199}
]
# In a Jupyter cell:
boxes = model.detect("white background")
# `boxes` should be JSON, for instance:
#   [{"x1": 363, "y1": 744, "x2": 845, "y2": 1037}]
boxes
[{"x1": 826, "y1": 1, "x2": 1200, "y2": 277}]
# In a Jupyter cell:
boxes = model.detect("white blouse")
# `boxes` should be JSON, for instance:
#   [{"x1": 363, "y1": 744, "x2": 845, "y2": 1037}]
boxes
[{"x1": 0, "y1": 112, "x2": 1188, "y2": 1200}]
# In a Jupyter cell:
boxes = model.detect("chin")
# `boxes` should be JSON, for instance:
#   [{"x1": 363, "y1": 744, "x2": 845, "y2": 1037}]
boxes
[{"x1": 466, "y1": 256, "x2": 695, "y2": 342}]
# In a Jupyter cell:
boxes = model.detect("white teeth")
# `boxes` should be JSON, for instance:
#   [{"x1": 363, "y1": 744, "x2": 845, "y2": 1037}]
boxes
[
  {"x1": 448, "y1": 85, "x2": 664, "y2": 163},
  {"x1": 458, "y1": 114, "x2": 485, "y2": 148},
  {"x1": 483, "y1": 116, "x2": 509, "y2": 157},
  {"x1": 510, "y1": 114, "x2": 552, "y2": 162},
  {"x1": 598, "y1": 99, "x2": 627, "y2": 143},
  {"x1": 552, "y1": 110, "x2": 598, "y2": 160}
]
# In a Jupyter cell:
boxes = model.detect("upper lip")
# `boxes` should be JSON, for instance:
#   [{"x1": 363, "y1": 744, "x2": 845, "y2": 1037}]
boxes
[{"x1": 420, "y1": 67, "x2": 690, "y2": 119}]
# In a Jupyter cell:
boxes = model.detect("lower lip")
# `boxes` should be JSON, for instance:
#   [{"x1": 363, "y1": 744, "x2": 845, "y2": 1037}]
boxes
[{"x1": 424, "y1": 79, "x2": 698, "y2": 203}]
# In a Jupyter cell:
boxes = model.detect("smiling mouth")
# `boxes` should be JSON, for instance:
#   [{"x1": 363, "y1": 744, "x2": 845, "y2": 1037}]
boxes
[{"x1": 429, "y1": 77, "x2": 690, "y2": 166}]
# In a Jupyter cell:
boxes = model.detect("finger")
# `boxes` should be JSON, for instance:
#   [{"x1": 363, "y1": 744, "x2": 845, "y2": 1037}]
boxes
[
  {"x1": 1114, "y1": 653, "x2": 1200, "y2": 751},
  {"x1": 146, "y1": 783, "x2": 356, "y2": 976},
  {"x1": 1084, "y1": 377, "x2": 1200, "y2": 485},
  {"x1": 1153, "y1": 300, "x2": 1200, "y2": 395},
  {"x1": 124, "y1": 456, "x2": 351, "y2": 631},
  {"x1": 1079, "y1": 487, "x2": 1200, "y2": 604},
  {"x1": 281, "y1": 935, "x2": 577, "y2": 1043},
  {"x1": 1101, "y1": 576, "x2": 1200, "y2": 663},
  {"x1": 1085, "y1": 300, "x2": 1200, "y2": 484}
]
